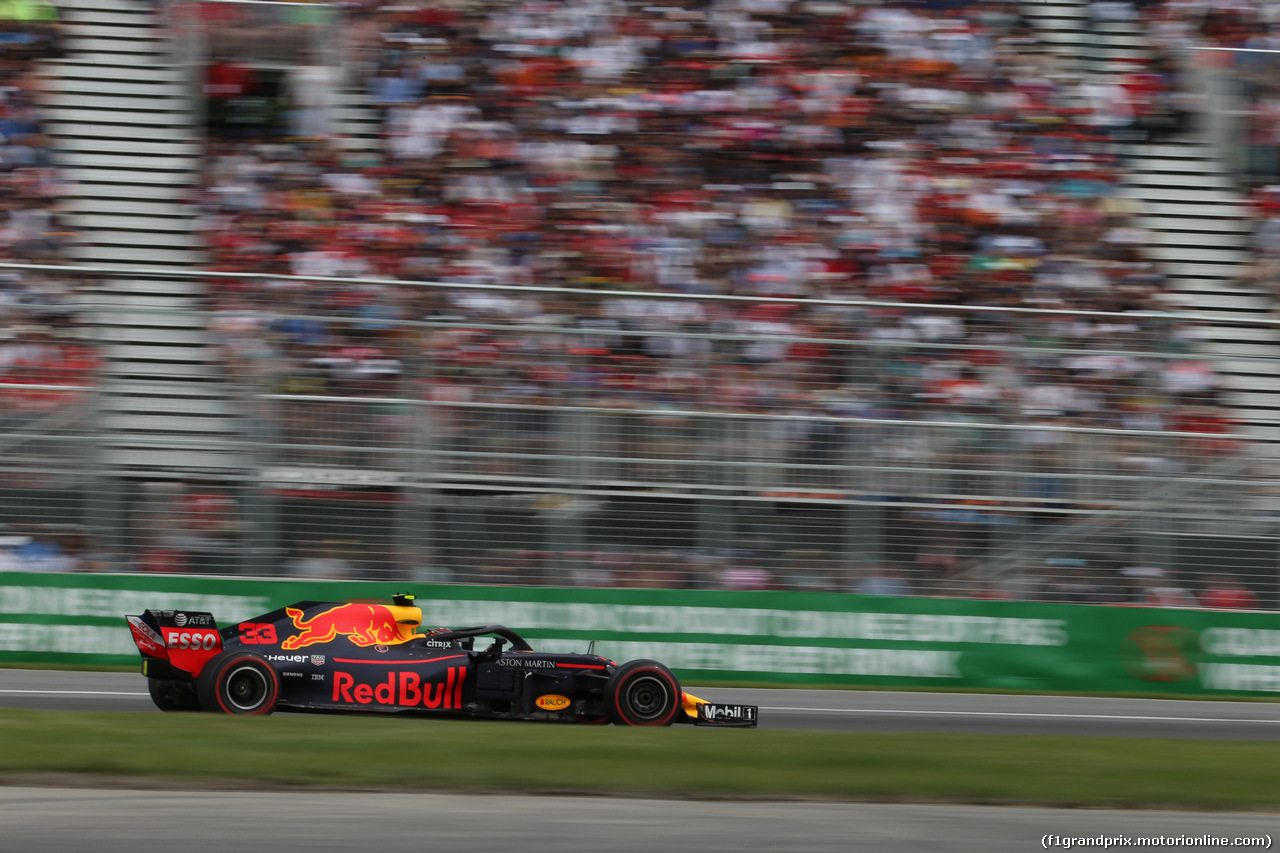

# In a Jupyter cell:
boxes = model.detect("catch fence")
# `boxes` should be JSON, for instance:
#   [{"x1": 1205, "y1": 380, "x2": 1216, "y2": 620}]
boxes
[{"x1": 1, "y1": 263, "x2": 1279, "y2": 607}]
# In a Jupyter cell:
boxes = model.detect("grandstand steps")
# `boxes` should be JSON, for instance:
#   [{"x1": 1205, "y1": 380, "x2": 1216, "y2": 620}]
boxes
[
  {"x1": 1023, "y1": 0, "x2": 1280, "y2": 520},
  {"x1": 82, "y1": 230, "x2": 200, "y2": 250},
  {"x1": 45, "y1": 92, "x2": 197, "y2": 117},
  {"x1": 63, "y1": 22, "x2": 167, "y2": 41},
  {"x1": 45, "y1": 0, "x2": 244, "y2": 475},
  {"x1": 99, "y1": 354, "x2": 215, "y2": 381},
  {"x1": 1142, "y1": 199, "x2": 1252, "y2": 219},
  {"x1": 72, "y1": 184, "x2": 190, "y2": 205},
  {"x1": 74, "y1": 214, "x2": 195, "y2": 233},
  {"x1": 44, "y1": 108, "x2": 195, "y2": 129},
  {"x1": 334, "y1": 97, "x2": 381, "y2": 151},
  {"x1": 1199, "y1": 341, "x2": 1280, "y2": 360},
  {"x1": 77, "y1": 246, "x2": 201, "y2": 266},
  {"x1": 107, "y1": 294, "x2": 203, "y2": 311},
  {"x1": 105, "y1": 447, "x2": 246, "y2": 471},
  {"x1": 44, "y1": 122, "x2": 198, "y2": 143},
  {"x1": 98, "y1": 278, "x2": 204, "y2": 297},
  {"x1": 1022, "y1": 0, "x2": 1152, "y2": 75},
  {"x1": 1129, "y1": 142, "x2": 1280, "y2": 447},
  {"x1": 64, "y1": 198, "x2": 195, "y2": 219},
  {"x1": 1143, "y1": 245, "x2": 1248, "y2": 266},
  {"x1": 1144, "y1": 231, "x2": 1249, "y2": 249},
  {"x1": 102, "y1": 413, "x2": 234, "y2": 434},
  {"x1": 1123, "y1": 186, "x2": 1242, "y2": 205},
  {"x1": 1169, "y1": 293, "x2": 1270, "y2": 313},
  {"x1": 57, "y1": 137, "x2": 199, "y2": 157},
  {"x1": 103, "y1": 388, "x2": 230, "y2": 416},
  {"x1": 55, "y1": 79, "x2": 186, "y2": 100},
  {"x1": 99, "y1": 326, "x2": 206, "y2": 346},
  {"x1": 67, "y1": 167, "x2": 196, "y2": 187},
  {"x1": 51, "y1": 60, "x2": 186, "y2": 84},
  {"x1": 59, "y1": 8, "x2": 154, "y2": 27}
]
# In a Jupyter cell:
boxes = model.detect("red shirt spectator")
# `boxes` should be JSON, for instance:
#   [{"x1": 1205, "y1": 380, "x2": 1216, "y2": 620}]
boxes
[{"x1": 1199, "y1": 574, "x2": 1260, "y2": 610}]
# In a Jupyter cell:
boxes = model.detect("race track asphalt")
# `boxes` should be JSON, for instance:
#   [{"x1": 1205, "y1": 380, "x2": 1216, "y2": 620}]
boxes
[
  {"x1": 3, "y1": 669, "x2": 1280, "y2": 738},
  {"x1": 4, "y1": 670, "x2": 1279, "y2": 850},
  {"x1": 1, "y1": 788, "x2": 1276, "y2": 853}
]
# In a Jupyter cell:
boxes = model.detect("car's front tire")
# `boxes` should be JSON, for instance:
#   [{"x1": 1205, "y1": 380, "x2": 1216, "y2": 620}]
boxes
[
  {"x1": 197, "y1": 651, "x2": 280, "y2": 715},
  {"x1": 147, "y1": 677, "x2": 202, "y2": 712},
  {"x1": 605, "y1": 660, "x2": 681, "y2": 726}
]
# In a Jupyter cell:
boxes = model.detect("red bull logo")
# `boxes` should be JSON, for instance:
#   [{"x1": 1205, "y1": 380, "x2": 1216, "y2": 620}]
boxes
[
  {"x1": 332, "y1": 667, "x2": 467, "y2": 710},
  {"x1": 281, "y1": 603, "x2": 423, "y2": 650}
]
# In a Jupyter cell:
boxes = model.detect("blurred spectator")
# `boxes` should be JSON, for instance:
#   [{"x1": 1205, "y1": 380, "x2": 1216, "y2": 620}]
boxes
[
  {"x1": 1122, "y1": 565, "x2": 1200, "y2": 608},
  {"x1": 855, "y1": 564, "x2": 912, "y2": 597},
  {"x1": 0, "y1": 532, "x2": 25, "y2": 571},
  {"x1": 12, "y1": 526, "x2": 73, "y2": 571},
  {"x1": 176, "y1": 479, "x2": 241, "y2": 574},
  {"x1": 718, "y1": 552, "x2": 773, "y2": 591},
  {"x1": 180, "y1": 0, "x2": 1251, "y2": 593},
  {"x1": 1198, "y1": 572, "x2": 1260, "y2": 609},
  {"x1": 284, "y1": 540, "x2": 355, "y2": 579},
  {"x1": 0, "y1": 0, "x2": 60, "y2": 58},
  {"x1": 0, "y1": 0, "x2": 91, "y2": 432},
  {"x1": 1040, "y1": 560, "x2": 1112, "y2": 604}
]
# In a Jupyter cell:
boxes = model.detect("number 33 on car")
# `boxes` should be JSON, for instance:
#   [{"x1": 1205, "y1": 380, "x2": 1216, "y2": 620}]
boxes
[{"x1": 125, "y1": 594, "x2": 758, "y2": 727}]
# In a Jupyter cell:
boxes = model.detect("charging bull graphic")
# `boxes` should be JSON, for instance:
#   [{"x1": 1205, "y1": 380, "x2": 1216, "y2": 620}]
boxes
[{"x1": 281, "y1": 603, "x2": 425, "y2": 650}]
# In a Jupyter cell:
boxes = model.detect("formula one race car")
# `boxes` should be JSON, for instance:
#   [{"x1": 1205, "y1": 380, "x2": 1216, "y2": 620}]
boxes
[{"x1": 126, "y1": 594, "x2": 757, "y2": 727}]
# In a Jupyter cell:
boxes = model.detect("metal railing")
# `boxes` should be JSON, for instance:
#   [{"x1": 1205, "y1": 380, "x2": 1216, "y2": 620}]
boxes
[{"x1": 0, "y1": 261, "x2": 1277, "y2": 607}]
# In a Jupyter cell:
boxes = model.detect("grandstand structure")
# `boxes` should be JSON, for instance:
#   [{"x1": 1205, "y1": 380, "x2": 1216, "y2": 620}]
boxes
[
  {"x1": 1024, "y1": 0, "x2": 1280, "y2": 450},
  {"x1": 43, "y1": 0, "x2": 229, "y2": 476},
  {"x1": 40, "y1": 0, "x2": 380, "y2": 474},
  {"x1": 10, "y1": 0, "x2": 1280, "y2": 601}
]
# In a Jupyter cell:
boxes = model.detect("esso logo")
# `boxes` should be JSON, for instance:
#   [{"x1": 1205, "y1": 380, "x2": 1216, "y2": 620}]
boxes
[
  {"x1": 535, "y1": 694, "x2": 571, "y2": 711},
  {"x1": 169, "y1": 631, "x2": 218, "y2": 651}
]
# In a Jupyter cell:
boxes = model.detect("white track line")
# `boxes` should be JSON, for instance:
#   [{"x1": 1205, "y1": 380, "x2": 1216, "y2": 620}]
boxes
[
  {"x1": 762, "y1": 706, "x2": 1280, "y2": 724},
  {"x1": 0, "y1": 689, "x2": 145, "y2": 697}
]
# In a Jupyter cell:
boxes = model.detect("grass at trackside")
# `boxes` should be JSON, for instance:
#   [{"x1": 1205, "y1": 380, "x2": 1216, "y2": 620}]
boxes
[{"x1": 2, "y1": 711, "x2": 1280, "y2": 809}]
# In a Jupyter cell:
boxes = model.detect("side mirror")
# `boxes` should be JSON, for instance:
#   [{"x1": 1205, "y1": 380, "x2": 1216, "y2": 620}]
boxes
[{"x1": 481, "y1": 637, "x2": 507, "y2": 659}]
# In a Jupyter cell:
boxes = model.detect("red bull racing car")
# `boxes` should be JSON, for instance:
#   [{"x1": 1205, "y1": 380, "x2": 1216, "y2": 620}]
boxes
[{"x1": 125, "y1": 594, "x2": 757, "y2": 727}]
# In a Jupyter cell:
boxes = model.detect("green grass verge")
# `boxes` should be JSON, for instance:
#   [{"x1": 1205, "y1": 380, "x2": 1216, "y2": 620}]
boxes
[{"x1": 2, "y1": 710, "x2": 1279, "y2": 809}]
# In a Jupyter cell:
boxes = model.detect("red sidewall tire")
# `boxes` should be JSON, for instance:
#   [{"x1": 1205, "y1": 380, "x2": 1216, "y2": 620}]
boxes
[
  {"x1": 198, "y1": 652, "x2": 280, "y2": 715},
  {"x1": 606, "y1": 660, "x2": 681, "y2": 727}
]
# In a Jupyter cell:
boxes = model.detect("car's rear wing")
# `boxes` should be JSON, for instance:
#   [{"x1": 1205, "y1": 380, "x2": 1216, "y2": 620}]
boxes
[{"x1": 125, "y1": 609, "x2": 223, "y2": 679}]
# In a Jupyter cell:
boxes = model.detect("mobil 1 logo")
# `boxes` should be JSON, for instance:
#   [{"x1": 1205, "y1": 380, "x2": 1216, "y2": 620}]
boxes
[{"x1": 695, "y1": 703, "x2": 758, "y2": 727}]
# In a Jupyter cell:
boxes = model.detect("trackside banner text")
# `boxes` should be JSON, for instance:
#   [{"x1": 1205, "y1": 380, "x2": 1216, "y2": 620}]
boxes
[{"x1": 1, "y1": 573, "x2": 1279, "y2": 695}]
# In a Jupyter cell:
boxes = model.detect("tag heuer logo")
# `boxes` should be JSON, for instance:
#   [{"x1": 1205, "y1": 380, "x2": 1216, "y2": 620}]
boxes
[{"x1": 310, "y1": 655, "x2": 325, "y2": 666}]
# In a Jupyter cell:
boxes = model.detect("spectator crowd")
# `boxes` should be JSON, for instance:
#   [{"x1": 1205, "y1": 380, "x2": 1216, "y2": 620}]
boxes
[
  {"x1": 192, "y1": 0, "x2": 1245, "y2": 506},
  {"x1": 179, "y1": 0, "x2": 1267, "y2": 598},
  {"x1": 0, "y1": 1, "x2": 98, "y2": 429},
  {"x1": 0, "y1": 0, "x2": 1266, "y2": 607}
]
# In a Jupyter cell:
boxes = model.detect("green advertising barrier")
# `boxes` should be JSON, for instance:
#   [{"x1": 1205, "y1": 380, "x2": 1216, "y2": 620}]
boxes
[{"x1": 2, "y1": 572, "x2": 1279, "y2": 696}]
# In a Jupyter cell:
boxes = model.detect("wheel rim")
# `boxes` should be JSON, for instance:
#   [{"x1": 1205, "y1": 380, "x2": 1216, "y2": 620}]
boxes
[
  {"x1": 623, "y1": 675, "x2": 670, "y2": 721},
  {"x1": 225, "y1": 664, "x2": 269, "y2": 711}
]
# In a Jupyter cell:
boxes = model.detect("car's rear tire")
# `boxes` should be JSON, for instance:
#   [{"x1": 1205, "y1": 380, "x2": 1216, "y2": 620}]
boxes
[
  {"x1": 197, "y1": 651, "x2": 280, "y2": 715},
  {"x1": 605, "y1": 660, "x2": 681, "y2": 726},
  {"x1": 147, "y1": 678, "x2": 202, "y2": 712}
]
